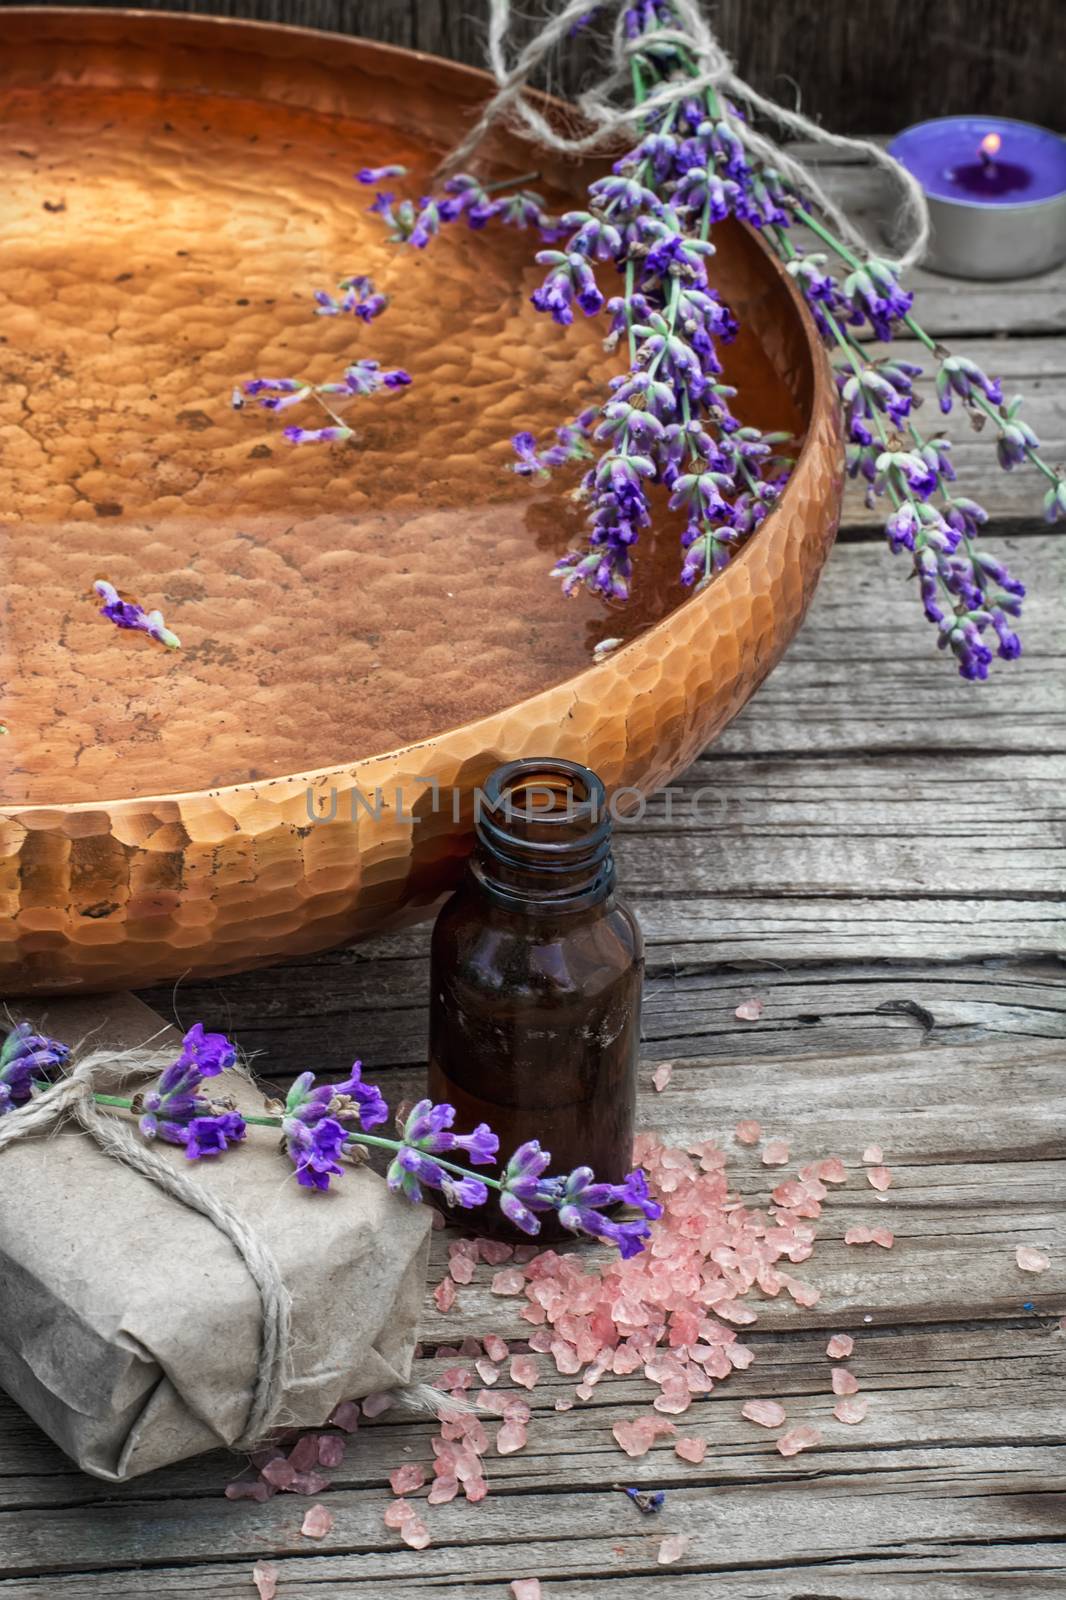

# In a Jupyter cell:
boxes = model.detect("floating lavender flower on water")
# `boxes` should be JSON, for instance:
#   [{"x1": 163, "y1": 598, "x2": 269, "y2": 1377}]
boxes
[
  {"x1": 94, "y1": 580, "x2": 181, "y2": 650},
  {"x1": 0, "y1": 1023, "x2": 69, "y2": 1116}
]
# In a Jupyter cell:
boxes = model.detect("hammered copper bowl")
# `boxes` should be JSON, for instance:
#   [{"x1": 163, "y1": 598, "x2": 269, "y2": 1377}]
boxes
[{"x1": 0, "y1": 9, "x2": 843, "y2": 994}]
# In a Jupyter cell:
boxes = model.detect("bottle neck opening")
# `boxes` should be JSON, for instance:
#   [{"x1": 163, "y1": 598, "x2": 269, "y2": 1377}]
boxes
[{"x1": 472, "y1": 759, "x2": 615, "y2": 910}]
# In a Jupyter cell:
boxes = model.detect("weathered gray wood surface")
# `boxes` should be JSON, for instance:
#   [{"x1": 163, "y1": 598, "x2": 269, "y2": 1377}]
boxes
[{"x1": 2, "y1": 25, "x2": 1065, "y2": 1598}]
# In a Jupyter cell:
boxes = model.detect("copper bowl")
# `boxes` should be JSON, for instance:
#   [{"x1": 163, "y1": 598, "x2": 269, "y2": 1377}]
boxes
[{"x1": 0, "y1": 9, "x2": 843, "y2": 994}]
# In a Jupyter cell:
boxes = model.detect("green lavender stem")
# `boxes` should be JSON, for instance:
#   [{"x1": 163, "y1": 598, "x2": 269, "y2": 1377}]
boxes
[{"x1": 89, "y1": 1094, "x2": 506, "y2": 1191}]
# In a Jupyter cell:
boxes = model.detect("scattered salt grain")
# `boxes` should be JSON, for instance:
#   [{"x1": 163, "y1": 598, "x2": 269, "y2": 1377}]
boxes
[
  {"x1": 384, "y1": 1499, "x2": 415, "y2": 1529},
  {"x1": 464, "y1": 1475, "x2": 489, "y2": 1502},
  {"x1": 862, "y1": 1145, "x2": 883, "y2": 1164},
  {"x1": 389, "y1": 1463, "x2": 426, "y2": 1496},
  {"x1": 483, "y1": 1334, "x2": 510, "y2": 1362},
  {"x1": 252, "y1": 1560, "x2": 279, "y2": 1600},
  {"x1": 741, "y1": 1399, "x2": 786, "y2": 1428},
  {"x1": 675, "y1": 1437, "x2": 707, "y2": 1463},
  {"x1": 491, "y1": 1268, "x2": 527, "y2": 1295},
  {"x1": 844, "y1": 1225, "x2": 893, "y2": 1248},
  {"x1": 475, "y1": 1359, "x2": 500, "y2": 1385},
  {"x1": 300, "y1": 1503, "x2": 334, "y2": 1539},
  {"x1": 449, "y1": 1253, "x2": 476, "y2": 1285},
  {"x1": 555, "y1": 1398, "x2": 574, "y2": 1412},
  {"x1": 260, "y1": 1458, "x2": 296, "y2": 1490},
  {"x1": 735, "y1": 1120, "x2": 761, "y2": 1145},
  {"x1": 831, "y1": 1368, "x2": 859, "y2": 1396},
  {"x1": 867, "y1": 1166, "x2": 892, "y2": 1191},
  {"x1": 497, "y1": 1419, "x2": 529, "y2": 1454},
  {"x1": 433, "y1": 1277, "x2": 457, "y2": 1313},
  {"x1": 652, "y1": 1063, "x2": 673, "y2": 1092},
  {"x1": 510, "y1": 1355, "x2": 541, "y2": 1390},
  {"x1": 1016, "y1": 1245, "x2": 1051, "y2": 1273},
  {"x1": 658, "y1": 1533, "x2": 690, "y2": 1564},
  {"x1": 833, "y1": 1396, "x2": 869, "y2": 1424},
  {"x1": 428, "y1": 1475, "x2": 458, "y2": 1504},
  {"x1": 361, "y1": 1391, "x2": 393, "y2": 1419},
  {"x1": 817, "y1": 1157, "x2": 848, "y2": 1184},
  {"x1": 287, "y1": 1434, "x2": 319, "y2": 1473},
  {"x1": 510, "y1": 1581, "x2": 543, "y2": 1600},
  {"x1": 775, "y1": 1425, "x2": 821, "y2": 1457},
  {"x1": 761, "y1": 1139, "x2": 790, "y2": 1166},
  {"x1": 826, "y1": 1334, "x2": 854, "y2": 1359},
  {"x1": 479, "y1": 1239, "x2": 515, "y2": 1266},
  {"x1": 735, "y1": 997, "x2": 764, "y2": 1021},
  {"x1": 401, "y1": 1515, "x2": 431, "y2": 1549},
  {"x1": 317, "y1": 1435, "x2": 346, "y2": 1469}
]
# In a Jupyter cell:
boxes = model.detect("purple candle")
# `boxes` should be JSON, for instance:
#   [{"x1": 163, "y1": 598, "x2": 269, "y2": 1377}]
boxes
[{"x1": 887, "y1": 116, "x2": 1066, "y2": 280}]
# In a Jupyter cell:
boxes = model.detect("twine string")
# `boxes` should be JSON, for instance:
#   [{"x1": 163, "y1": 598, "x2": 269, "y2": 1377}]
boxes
[{"x1": 438, "y1": 0, "x2": 929, "y2": 272}]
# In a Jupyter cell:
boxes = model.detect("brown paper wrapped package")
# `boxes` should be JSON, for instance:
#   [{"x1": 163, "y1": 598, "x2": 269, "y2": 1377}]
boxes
[{"x1": 0, "y1": 994, "x2": 431, "y2": 1480}]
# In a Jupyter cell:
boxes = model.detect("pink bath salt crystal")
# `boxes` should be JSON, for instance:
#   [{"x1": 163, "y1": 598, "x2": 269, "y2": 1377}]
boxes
[
  {"x1": 433, "y1": 1277, "x2": 457, "y2": 1313},
  {"x1": 867, "y1": 1166, "x2": 892, "y2": 1191},
  {"x1": 510, "y1": 1582, "x2": 543, "y2": 1600},
  {"x1": 675, "y1": 1436, "x2": 707, "y2": 1464},
  {"x1": 717, "y1": 1300, "x2": 757, "y2": 1326},
  {"x1": 834, "y1": 1396, "x2": 869, "y2": 1425},
  {"x1": 844, "y1": 1225, "x2": 873, "y2": 1246},
  {"x1": 783, "y1": 1277, "x2": 821, "y2": 1308},
  {"x1": 514, "y1": 1244, "x2": 540, "y2": 1263},
  {"x1": 776, "y1": 1425, "x2": 821, "y2": 1457},
  {"x1": 735, "y1": 1119, "x2": 761, "y2": 1145},
  {"x1": 401, "y1": 1515, "x2": 432, "y2": 1550},
  {"x1": 449, "y1": 1253, "x2": 476, "y2": 1285},
  {"x1": 652, "y1": 1063, "x2": 673, "y2": 1092},
  {"x1": 761, "y1": 1139, "x2": 790, "y2": 1166},
  {"x1": 260, "y1": 1457, "x2": 296, "y2": 1490},
  {"x1": 502, "y1": 1397, "x2": 532, "y2": 1425},
  {"x1": 826, "y1": 1334, "x2": 854, "y2": 1360},
  {"x1": 728, "y1": 1344, "x2": 755, "y2": 1371},
  {"x1": 482, "y1": 1333, "x2": 509, "y2": 1363},
  {"x1": 361, "y1": 1390, "x2": 394, "y2": 1419},
  {"x1": 389, "y1": 1463, "x2": 427, "y2": 1496},
  {"x1": 817, "y1": 1157, "x2": 848, "y2": 1184},
  {"x1": 741, "y1": 1398, "x2": 786, "y2": 1428},
  {"x1": 477, "y1": 1388, "x2": 509, "y2": 1415},
  {"x1": 475, "y1": 1359, "x2": 500, "y2": 1386},
  {"x1": 555, "y1": 1398, "x2": 574, "y2": 1412},
  {"x1": 613, "y1": 1344, "x2": 643, "y2": 1375},
  {"x1": 862, "y1": 1144, "x2": 883, "y2": 1164},
  {"x1": 384, "y1": 1498, "x2": 416, "y2": 1530},
  {"x1": 658, "y1": 1533, "x2": 690, "y2": 1565},
  {"x1": 427, "y1": 1474, "x2": 459, "y2": 1505},
  {"x1": 290, "y1": 1470, "x2": 332, "y2": 1496},
  {"x1": 831, "y1": 1368, "x2": 859, "y2": 1396},
  {"x1": 439, "y1": 1366, "x2": 474, "y2": 1392},
  {"x1": 735, "y1": 996, "x2": 764, "y2": 1021},
  {"x1": 613, "y1": 1419, "x2": 654, "y2": 1457},
  {"x1": 287, "y1": 1433, "x2": 321, "y2": 1473},
  {"x1": 870, "y1": 1228, "x2": 895, "y2": 1248},
  {"x1": 300, "y1": 1503, "x2": 334, "y2": 1540},
  {"x1": 431, "y1": 1209, "x2": 446, "y2": 1230},
  {"x1": 464, "y1": 1474, "x2": 489, "y2": 1503},
  {"x1": 1016, "y1": 1245, "x2": 1051, "y2": 1273},
  {"x1": 497, "y1": 1419, "x2": 528, "y2": 1455},
  {"x1": 225, "y1": 1477, "x2": 275, "y2": 1502},
  {"x1": 317, "y1": 1434, "x2": 346, "y2": 1469},
  {"x1": 653, "y1": 1388, "x2": 691, "y2": 1416},
  {"x1": 491, "y1": 1268, "x2": 527, "y2": 1295},
  {"x1": 478, "y1": 1238, "x2": 515, "y2": 1265},
  {"x1": 457, "y1": 1335, "x2": 483, "y2": 1358},
  {"x1": 251, "y1": 1561, "x2": 279, "y2": 1600},
  {"x1": 528, "y1": 1329, "x2": 553, "y2": 1353},
  {"x1": 551, "y1": 1340, "x2": 582, "y2": 1375},
  {"x1": 519, "y1": 1303, "x2": 547, "y2": 1326},
  {"x1": 510, "y1": 1355, "x2": 541, "y2": 1390}
]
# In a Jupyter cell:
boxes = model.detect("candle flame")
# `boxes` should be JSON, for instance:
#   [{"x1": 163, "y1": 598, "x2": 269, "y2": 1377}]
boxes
[{"x1": 980, "y1": 132, "x2": 1002, "y2": 159}]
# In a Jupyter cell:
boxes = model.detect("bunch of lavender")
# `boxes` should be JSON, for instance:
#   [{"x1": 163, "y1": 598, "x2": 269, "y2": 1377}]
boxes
[
  {"x1": 3, "y1": 1022, "x2": 659, "y2": 1259},
  {"x1": 334, "y1": 1, "x2": 1062, "y2": 679}
]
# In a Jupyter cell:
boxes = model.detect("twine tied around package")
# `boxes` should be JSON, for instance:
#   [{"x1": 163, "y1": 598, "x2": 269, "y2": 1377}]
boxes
[
  {"x1": 0, "y1": 1047, "x2": 292, "y2": 1449},
  {"x1": 439, "y1": 0, "x2": 930, "y2": 272}
]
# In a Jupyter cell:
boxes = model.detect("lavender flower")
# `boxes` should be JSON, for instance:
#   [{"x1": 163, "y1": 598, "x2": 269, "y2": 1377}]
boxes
[
  {"x1": 283, "y1": 425, "x2": 354, "y2": 446},
  {"x1": 94, "y1": 580, "x2": 180, "y2": 650},
  {"x1": 0, "y1": 1023, "x2": 69, "y2": 1115},
  {"x1": 284, "y1": 1061, "x2": 389, "y2": 1132},
  {"x1": 356, "y1": 164, "x2": 408, "y2": 184},
  {"x1": 499, "y1": 1139, "x2": 563, "y2": 1234},
  {"x1": 285, "y1": 1116, "x2": 349, "y2": 1190},
  {"x1": 556, "y1": 1166, "x2": 660, "y2": 1259},
  {"x1": 138, "y1": 1024, "x2": 246, "y2": 1159}
]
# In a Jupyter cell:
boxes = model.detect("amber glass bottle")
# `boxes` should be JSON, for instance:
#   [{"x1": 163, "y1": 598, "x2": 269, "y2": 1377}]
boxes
[{"x1": 428, "y1": 758, "x2": 643, "y2": 1239}]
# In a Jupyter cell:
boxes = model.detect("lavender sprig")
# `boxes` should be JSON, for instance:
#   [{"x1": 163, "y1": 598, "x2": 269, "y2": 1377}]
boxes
[
  {"x1": 2, "y1": 1023, "x2": 657, "y2": 1259},
  {"x1": 94, "y1": 580, "x2": 181, "y2": 649}
]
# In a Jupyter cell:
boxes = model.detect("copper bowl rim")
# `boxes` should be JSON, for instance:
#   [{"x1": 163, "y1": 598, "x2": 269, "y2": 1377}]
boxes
[{"x1": 2, "y1": 6, "x2": 837, "y2": 818}]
